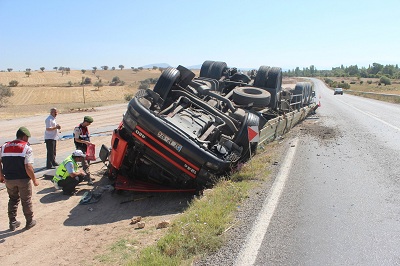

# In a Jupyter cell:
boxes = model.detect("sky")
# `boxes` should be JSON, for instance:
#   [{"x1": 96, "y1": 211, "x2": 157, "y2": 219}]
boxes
[{"x1": 1, "y1": 0, "x2": 399, "y2": 71}]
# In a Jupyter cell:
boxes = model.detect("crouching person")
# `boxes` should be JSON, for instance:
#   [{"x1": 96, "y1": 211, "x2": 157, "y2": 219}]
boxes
[{"x1": 52, "y1": 150, "x2": 87, "y2": 195}]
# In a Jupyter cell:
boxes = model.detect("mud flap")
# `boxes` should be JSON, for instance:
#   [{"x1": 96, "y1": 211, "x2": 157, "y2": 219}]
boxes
[{"x1": 99, "y1": 144, "x2": 110, "y2": 164}]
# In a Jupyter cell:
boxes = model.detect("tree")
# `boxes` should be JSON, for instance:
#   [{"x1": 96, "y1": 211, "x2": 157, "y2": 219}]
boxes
[
  {"x1": 152, "y1": 66, "x2": 158, "y2": 70},
  {"x1": 7, "y1": 68, "x2": 12, "y2": 72},
  {"x1": 25, "y1": 71, "x2": 31, "y2": 77},
  {"x1": 119, "y1": 65, "x2": 124, "y2": 70},
  {"x1": 101, "y1": 66, "x2": 109, "y2": 70},
  {"x1": 9, "y1": 80, "x2": 19, "y2": 87},
  {"x1": 92, "y1": 67, "x2": 97, "y2": 74},
  {"x1": 26, "y1": 68, "x2": 31, "y2": 72},
  {"x1": 0, "y1": 83, "x2": 14, "y2": 107},
  {"x1": 369, "y1": 63, "x2": 383, "y2": 75},
  {"x1": 53, "y1": 67, "x2": 58, "y2": 71},
  {"x1": 111, "y1": 67, "x2": 116, "y2": 70},
  {"x1": 81, "y1": 69, "x2": 86, "y2": 74},
  {"x1": 93, "y1": 80, "x2": 103, "y2": 90},
  {"x1": 40, "y1": 67, "x2": 45, "y2": 72}
]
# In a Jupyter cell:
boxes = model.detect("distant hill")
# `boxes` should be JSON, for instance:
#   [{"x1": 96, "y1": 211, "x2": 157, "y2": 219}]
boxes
[{"x1": 140, "y1": 63, "x2": 171, "y2": 69}]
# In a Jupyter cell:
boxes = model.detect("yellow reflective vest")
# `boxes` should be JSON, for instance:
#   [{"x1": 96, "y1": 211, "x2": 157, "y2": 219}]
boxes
[{"x1": 52, "y1": 155, "x2": 78, "y2": 182}]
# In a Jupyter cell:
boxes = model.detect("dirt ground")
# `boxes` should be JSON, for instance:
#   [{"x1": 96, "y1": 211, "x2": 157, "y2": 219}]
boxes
[{"x1": 0, "y1": 103, "x2": 196, "y2": 265}]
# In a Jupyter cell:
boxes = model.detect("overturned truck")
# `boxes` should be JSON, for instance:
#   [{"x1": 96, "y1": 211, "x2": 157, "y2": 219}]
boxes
[{"x1": 101, "y1": 60, "x2": 316, "y2": 192}]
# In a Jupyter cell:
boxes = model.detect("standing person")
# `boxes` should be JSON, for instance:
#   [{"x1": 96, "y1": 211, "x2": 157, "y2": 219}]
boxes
[
  {"x1": 44, "y1": 107, "x2": 61, "y2": 169},
  {"x1": 74, "y1": 116, "x2": 94, "y2": 185},
  {"x1": 52, "y1": 150, "x2": 87, "y2": 195},
  {"x1": 0, "y1": 127, "x2": 39, "y2": 231}
]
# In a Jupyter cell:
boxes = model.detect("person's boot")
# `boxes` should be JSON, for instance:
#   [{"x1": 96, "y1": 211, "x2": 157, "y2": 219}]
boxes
[
  {"x1": 9, "y1": 220, "x2": 21, "y2": 231},
  {"x1": 25, "y1": 220, "x2": 36, "y2": 230},
  {"x1": 86, "y1": 174, "x2": 94, "y2": 185}
]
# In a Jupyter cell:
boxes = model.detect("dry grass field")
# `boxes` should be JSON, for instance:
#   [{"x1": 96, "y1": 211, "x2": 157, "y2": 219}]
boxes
[
  {"x1": 325, "y1": 77, "x2": 400, "y2": 94},
  {"x1": 0, "y1": 69, "x2": 165, "y2": 119},
  {"x1": 0, "y1": 69, "x2": 302, "y2": 119}
]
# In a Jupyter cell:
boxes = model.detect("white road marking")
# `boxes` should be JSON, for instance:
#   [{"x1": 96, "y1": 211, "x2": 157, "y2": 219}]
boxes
[
  {"x1": 338, "y1": 99, "x2": 400, "y2": 132},
  {"x1": 235, "y1": 138, "x2": 299, "y2": 266}
]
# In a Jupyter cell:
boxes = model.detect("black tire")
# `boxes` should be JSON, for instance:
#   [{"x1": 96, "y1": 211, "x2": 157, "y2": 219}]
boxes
[
  {"x1": 207, "y1": 61, "x2": 227, "y2": 80},
  {"x1": 153, "y1": 67, "x2": 180, "y2": 101},
  {"x1": 293, "y1": 82, "x2": 306, "y2": 109},
  {"x1": 254, "y1": 66, "x2": 270, "y2": 88},
  {"x1": 265, "y1": 88, "x2": 279, "y2": 110},
  {"x1": 200, "y1": 60, "x2": 215, "y2": 78},
  {"x1": 232, "y1": 87, "x2": 271, "y2": 107},
  {"x1": 266, "y1": 67, "x2": 282, "y2": 90},
  {"x1": 235, "y1": 112, "x2": 260, "y2": 161}
]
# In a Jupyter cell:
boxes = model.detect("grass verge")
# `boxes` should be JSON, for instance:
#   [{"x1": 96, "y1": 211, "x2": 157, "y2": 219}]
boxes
[{"x1": 123, "y1": 142, "x2": 277, "y2": 266}]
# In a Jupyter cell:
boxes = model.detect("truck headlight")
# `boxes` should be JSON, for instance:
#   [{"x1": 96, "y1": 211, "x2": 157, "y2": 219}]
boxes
[
  {"x1": 205, "y1": 161, "x2": 219, "y2": 171},
  {"x1": 123, "y1": 114, "x2": 137, "y2": 131}
]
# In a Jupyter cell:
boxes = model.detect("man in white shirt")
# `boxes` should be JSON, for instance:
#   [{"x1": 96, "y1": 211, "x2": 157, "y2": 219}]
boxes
[{"x1": 44, "y1": 108, "x2": 61, "y2": 169}]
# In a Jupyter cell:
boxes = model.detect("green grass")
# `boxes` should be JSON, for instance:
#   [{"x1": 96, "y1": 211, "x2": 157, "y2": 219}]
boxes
[
  {"x1": 94, "y1": 238, "x2": 139, "y2": 264},
  {"x1": 125, "y1": 142, "x2": 277, "y2": 266}
]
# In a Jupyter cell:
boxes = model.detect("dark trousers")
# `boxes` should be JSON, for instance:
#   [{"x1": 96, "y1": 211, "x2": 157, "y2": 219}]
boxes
[
  {"x1": 6, "y1": 179, "x2": 33, "y2": 223},
  {"x1": 58, "y1": 175, "x2": 84, "y2": 193},
  {"x1": 45, "y1": 139, "x2": 57, "y2": 168}
]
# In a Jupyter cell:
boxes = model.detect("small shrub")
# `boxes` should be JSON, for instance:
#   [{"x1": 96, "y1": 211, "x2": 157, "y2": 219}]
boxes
[
  {"x1": 138, "y1": 83, "x2": 149, "y2": 90},
  {"x1": 84, "y1": 77, "x2": 92, "y2": 84},
  {"x1": 112, "y1": 76, "x2": 121, "y2": 83},
  {"x1": 338, "y1": 82, "x2": 350, "y2": 89},
  {"x1": 93, "y1": 80, "x2": 103, "y2": 90},
  {"x1": 367, "y1": 80, "x2": 372, "y2": 84},
  {"x1": 9, "y1": 80, "x2": 19, "y2": 87},
  {"x1": 124, "y1": 94, "x2": 133, "y2": 101},
  {"x1": 0, "y1": 83, "x2": 14, "y2": 106},
  {"x1": 360, "y1": 81, "x2": 364, "y2": 84},
  {"x1": 379, "y1": 76, "x2": 391, "y2": 85},
  {"x1": 350, "y1": 81, "x2": 356, "y2": 84}
]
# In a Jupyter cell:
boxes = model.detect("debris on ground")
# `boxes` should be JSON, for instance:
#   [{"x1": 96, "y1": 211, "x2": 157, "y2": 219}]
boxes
[
  {"x1": 130, "y1": 216, "x2": 142, "y2": 225},
  {"x1": 156, "y1": 220, "x2": 170, "y2": 229}
]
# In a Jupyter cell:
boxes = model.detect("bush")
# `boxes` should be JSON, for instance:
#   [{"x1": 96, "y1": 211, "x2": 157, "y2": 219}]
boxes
[
  {"x1": 93, "y1": 80, "x2": 103, "y2": 90},
  {"x1": 0, "y1": 83, "x2": 14, "y2": 107},
  {"x1": 338, "y1": 82, "x2": 350, "y2": 89},
  {"x1": 367, "y1": 80, "x2": 372, "y2": 84},
  {"x1": 124, "y1": 94, "x2": 133, "y2": 101},
  {"x1": 138, "y1": 83, "x2": 149, "y2": 90},
  {"x1": 112, "y1": 76, "x2": 121, "y2": 83},
  {"x1": 379, "y1": 76, "x2": 391, "y2": 85},
  {"x1": 350, "y1": 81, "x2": 356, "y2": 84},
  {"x1": 360, "y1": 81, "x2": 364, "y2": 84},
  {"x1": 9, "y1": 80, "x2": 19, "y2": 87},
  {"x1": 84, "y1": 77, "x2": 92, "y2": 84}
]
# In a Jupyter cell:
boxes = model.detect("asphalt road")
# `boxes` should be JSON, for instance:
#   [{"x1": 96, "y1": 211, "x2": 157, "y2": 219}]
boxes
[
  {"x1": 247, "y1": 79, "x2": 400, "y2": 265},
  {"x1": 198, "y1": 80, "x2": 400, "y2": 265}
]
